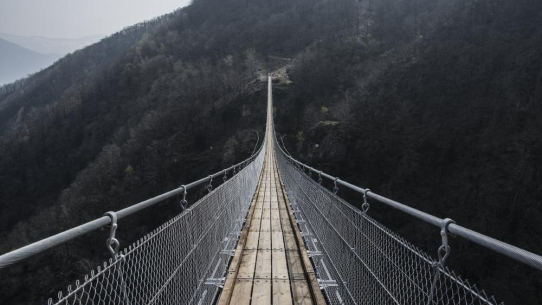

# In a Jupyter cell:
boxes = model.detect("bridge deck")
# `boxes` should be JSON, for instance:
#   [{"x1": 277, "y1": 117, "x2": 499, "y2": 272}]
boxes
[
  {"x1": 218, "y1": 85, "x2": 325, "y2": 304},
  {"x1": 219, "y1": 145, "x2": 323, "y2": 305}
]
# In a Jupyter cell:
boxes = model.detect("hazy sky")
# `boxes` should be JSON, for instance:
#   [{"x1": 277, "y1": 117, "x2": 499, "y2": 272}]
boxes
[{"x1": 0, "y1": 0, "x2": 191, "y2": 39}]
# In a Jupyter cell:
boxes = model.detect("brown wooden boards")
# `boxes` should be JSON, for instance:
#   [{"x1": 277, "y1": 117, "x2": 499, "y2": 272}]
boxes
[
  {"x1": 252, "y1": 279, "x2": 272, "y2": 304},
  {"x1": 273, "y1": 279, "x2": 293, "y2": 305},
  {"x1": 218, "y1": 133, "x2": 325, "y2": 305},
  {"x1": 255, "y1": 250, "x2": 272, "y2": 279},
  {"x1": 230, "y1": 279, "x2": 254, "y2": 305},
  {"x1": 291, "y1": 280, "x2": 314, "y2": 305},
  {"x1": 218, "y1": 163, "x2": 265, "y2": 305}
]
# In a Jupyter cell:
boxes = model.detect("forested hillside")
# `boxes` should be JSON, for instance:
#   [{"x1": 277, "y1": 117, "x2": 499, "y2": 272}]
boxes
[
  {"x1": 0, "y1": 0, "x2": 363, "y2": 303},
  {"x1": 273, "y1": 0, "x2": 542, "y2": 303},
  {"x1": 1, "y1": 0, "x2": 541, "y2": 303}
]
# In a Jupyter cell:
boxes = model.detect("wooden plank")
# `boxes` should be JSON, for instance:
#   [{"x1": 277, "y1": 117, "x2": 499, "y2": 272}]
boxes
[
  {"x1": 259, "y1": 188, "x2": 272, "y2": 248},
  {"x1": 280, "y1": 210, "x2": 291, "y2": 222},
  {"x1": 230, "y1": 279, "x2": 254, "y2": 305},
  {"x1": 252, "y1": 151, "x2": 273, "y2": 304},
  {"x1": 255, "y1": 250, "x2": 272, "y2": 279},
  {"x1": 252, "y1": 279, "x2": 272, "y2": 305},
  {"x1": 246, "y1": 230, "x2": 260, "y2": 250},
  {"x1": 270, "y1": 211, "x2": 282, "y2": 233},
  {"x1": 254, "y1": 196, "x2": 265, "y2": 209},
  {"x1": 258, "y1": 227, "x2": 271, "y2": 249},
  {"x1": 291, "y1": 280, "x2": 313, "y2": 305},
  {"x1": 285, "y1": 250, "x2": 307, "y2": 280},
  {"x1": 237, "y1": 250, "x2": 258, "y2": 278},
  {"x1": 253, "y1": 250, "x2": 272, "y2": 304},
  {"x1": 271, "y1": 231, "x2": 285, "y2": 250},
  {"x1": 271, "y1": 194, "x2": 285, "y2": 250},
  {"x1": 247, "y1": 184, "x2": 264, "y2": 250},
  {"x1": 273, "y1": 279, "x2": 293, "y2": 305},
  {"x1": 283, "y1": 233, "x2": 297, "y2": 250},
  {"x1": 218, "y1": 162, "x2": 265, "y2": 305},
  {"x1": 237, "y1": 158, "x2": 271, "y2": 304},
  {"x1": 269, "y1": 191, "x2": 278, "y2": 204},
  {"x1": 272, "y1": 250, "x2": 289, "y2": 280},
  {"x1": 270, "y1": 206, "x2": 281, "y2": 224},
  {"x1": 261, "y1": 207, "x2": 271, "y2": 219}
]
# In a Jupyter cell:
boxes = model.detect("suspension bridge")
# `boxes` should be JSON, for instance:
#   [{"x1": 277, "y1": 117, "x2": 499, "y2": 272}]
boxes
[{"x1": 1, "y1": 76, "x2": 541, "y2": 304}]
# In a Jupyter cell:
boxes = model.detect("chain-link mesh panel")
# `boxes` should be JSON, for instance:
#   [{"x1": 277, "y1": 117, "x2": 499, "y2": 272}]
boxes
[
  {"x1": 275, "y1": 143, "x2": 502, "y2": 305},
  {"x1": 49, "y1": 146, "x2": 265, "y2": 305}
]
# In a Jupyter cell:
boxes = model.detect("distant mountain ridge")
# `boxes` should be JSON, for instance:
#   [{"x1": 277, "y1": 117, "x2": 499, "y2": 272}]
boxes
[
  {"x1": 0, "y1": 32, "x2": 102, "y2": 55},
  {"x1": 0, "y1": 38, "x2": 60, "y2": 85}
]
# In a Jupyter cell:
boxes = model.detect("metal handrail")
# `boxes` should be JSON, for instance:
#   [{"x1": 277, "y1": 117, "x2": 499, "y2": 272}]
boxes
[
  {"x1": 272, "y1": 124, "x2": 542, "y2": 272},
  {"x1": 0, "y1": 135, "x2": 266, "y2": 270}
]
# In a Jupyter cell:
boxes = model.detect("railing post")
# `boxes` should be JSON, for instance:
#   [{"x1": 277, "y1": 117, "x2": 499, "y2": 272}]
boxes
[
  {"x1": 104, "y1": 211, "x2": 120, "y2": 259},
  {"x1": 180, "y1": 185, "x2": 188, "y2": 210},
  {"x1": 318, "y1": 171, "x2": 323, "y2": 184},
  {"x1": 362, "y1": 189, "x2": 371, "y2": 214},
  {"x1": 207, "y1": 175, "x2": 213, "y2": 192},
  {"x1": 333, "y1": 178, "x2": 339, "y2": 194},
  {"x1": 426, "y1": 218, "x2": 456, "y2": 305},
  {"x1": 104, "y1": 211, "x2": 130, "y2": 305}
]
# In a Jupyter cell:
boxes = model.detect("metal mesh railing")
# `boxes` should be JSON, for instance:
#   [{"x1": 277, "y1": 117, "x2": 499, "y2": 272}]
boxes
[
  {"x1": 274, "y1": 138, "x2": 501, "y2": 305},
  {"x1": 48, "y1": 144, "x2": 265, "y2": 305}
]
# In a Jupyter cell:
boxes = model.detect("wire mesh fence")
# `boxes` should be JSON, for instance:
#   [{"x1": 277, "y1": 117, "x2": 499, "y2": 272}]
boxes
[
  {"x1": 274, "y1": 139, "x2": 502, "y2": 305},
  {"x1": 48, "y1": 145, "x2": 265, "y2": 305}
]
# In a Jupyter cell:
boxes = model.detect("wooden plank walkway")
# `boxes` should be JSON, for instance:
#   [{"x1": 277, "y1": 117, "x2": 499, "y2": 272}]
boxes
[{"x1": 218, "y1": 76, "x2": 325, "y2": 305}]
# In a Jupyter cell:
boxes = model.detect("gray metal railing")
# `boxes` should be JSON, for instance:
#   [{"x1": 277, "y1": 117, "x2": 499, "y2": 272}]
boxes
[
  {"x1": 273, "y1": 131, "x2": 542, "y2": 272},
  {"x1": 45, "y1": 144, "x2": 266, "y2": 304},
  {"x1": 0, "y1": 135, "x2": 265, "y2": 271},
  {"x1": 272, "y1": 124, "x2": 542, "y2": 304}
]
